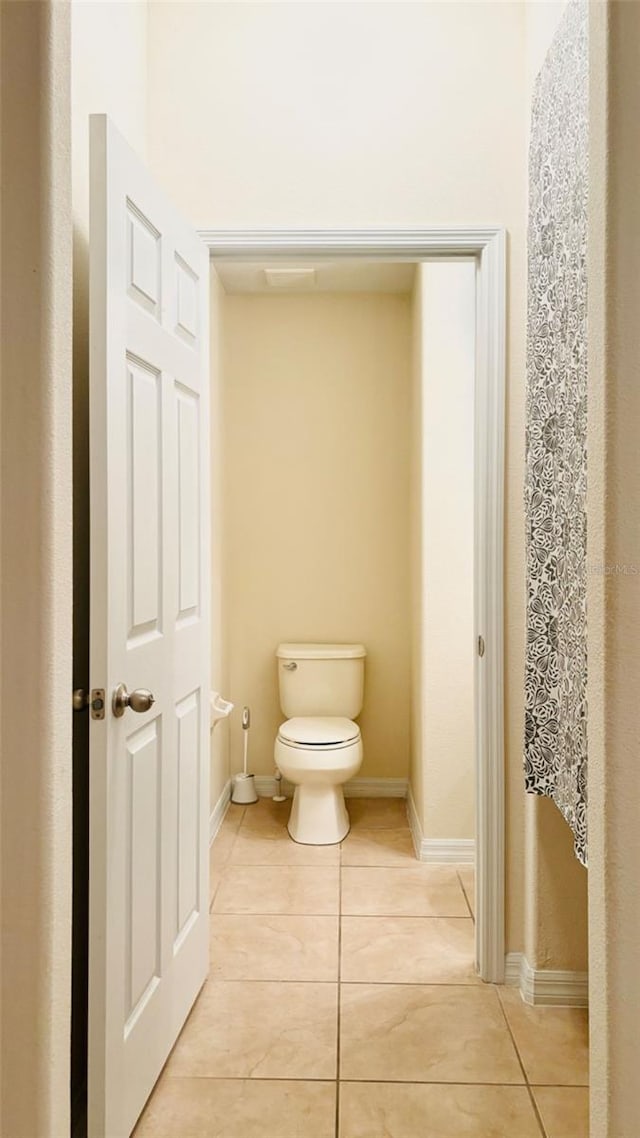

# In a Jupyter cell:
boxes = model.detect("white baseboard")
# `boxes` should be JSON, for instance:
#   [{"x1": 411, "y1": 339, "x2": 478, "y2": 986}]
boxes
[
  {"x1": 253, "y1": 775, "x2": 290, "y2": 798},
  {"x1": 406, "y1": 784, "x2": 475, "y2": 864},
  {"x1": 252, "y1": 775, "x2": 408, "y2": 799},
  {"x1": 345, "y1": 777, "x2": 407, "y2": 798},
  {"x1": 504, "y1": 952, "x2": 523, "y2": 988},
  {"x1": 209, "y1": 778, "x2": 231, "y2": 845},
  {"x1": 504, "y1": 952, "x2": 589, "y2": 1007},
  {"x1": 422, "y1": 839, "x2": 475, "y2": 864}
]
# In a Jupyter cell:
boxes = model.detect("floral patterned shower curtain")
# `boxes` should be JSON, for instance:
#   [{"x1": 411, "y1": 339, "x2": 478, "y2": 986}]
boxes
[{"x1": 524, "y1": 0, "x2": 588, "y2": 866}]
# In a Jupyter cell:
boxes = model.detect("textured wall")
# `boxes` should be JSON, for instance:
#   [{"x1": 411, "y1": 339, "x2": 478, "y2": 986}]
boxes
[
  {"x1": 0, "y1": 4, "x2": 73, "y2": 1134},
  {"x1": 221, "y1": 292, "x2": 412, "y2": 780},
  {"x1": 71, "y1": 0, "x2": 147, "y2": 240},
  {"x1": 588, "y1": 2, "x2": 640, "y2": 1132}
]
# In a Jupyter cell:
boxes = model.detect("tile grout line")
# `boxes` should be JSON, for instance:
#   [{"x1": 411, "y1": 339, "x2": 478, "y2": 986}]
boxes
[
  {"x1": 494, "y1": 987, "x2": 549, "y2": 1138},
  {"x1": 207, "y1": 979, "x2": 483, "y2": 988},
  {"x1": 211, "y1": 912, "x2": 474, "y2": 921},
  {"x1": 212, "y1": 911, "x2": 471, "y2": 918},
  {"x1": 219, "y1": 861, "x2": 451, "y2": 869},
  {"x1": 213, "y1": 914, "x2": 469, "y2": 921},
  {"x1": 456, "y1": 868, "x2": 475, "y2": 925},
  {"x1": 209, "y1": 820, "x2": 243, "y2": 913},
  {"x1": 160, "y1": 1073, "x2": 586, "y2": 1087}
]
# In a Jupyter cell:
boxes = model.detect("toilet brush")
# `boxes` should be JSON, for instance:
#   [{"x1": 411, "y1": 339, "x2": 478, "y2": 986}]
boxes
[{"x1": 231, "y1": 706, "x2": 258, "y2": 805}]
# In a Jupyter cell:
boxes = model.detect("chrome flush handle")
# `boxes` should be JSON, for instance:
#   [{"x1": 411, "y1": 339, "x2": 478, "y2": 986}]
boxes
[{"x1": 282, "y1": 661, "x2": 297, "y2": 671}]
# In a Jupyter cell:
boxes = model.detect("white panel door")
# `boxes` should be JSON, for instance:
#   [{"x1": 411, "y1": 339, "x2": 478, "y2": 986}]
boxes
[{"x1": 88, "y1": 115, "x2": 210, "y2": 1138}]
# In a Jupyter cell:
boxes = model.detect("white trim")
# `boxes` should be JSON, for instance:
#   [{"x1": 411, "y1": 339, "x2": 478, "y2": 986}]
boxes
[
  {"x1": 406, "y1": 786, "x2": 475, "y2": 863},
  {"x1": 504, "y1": 953, "x2": 589, "y2": 1008},
  {"x1": 209, "y1": 779, "x2": 231, "y2": 845},
  {"x1": 345, "y1": 778, "x2": 407, "y2": 798},
  {"x1": 198, "y1": 227, "x2": 506, "y2": 985},
  {"x1": 253, "y1": 775, "x2": 289, "y2": 799},
  {"x1": 421, "y1": 839, "x2": 475, "y2": 865},
  {"x1": 504, "y1": 952, "x2": 523, "y2": 988},
  {"x1": 198, "y1": 227, "x2": 505, "y2": 258},
  {"x1": 252, "y1": 775, "x2": 408, "y2": 799},
  {"x1": 474, "y1": 227, "x2": 506, "y2": 984}
]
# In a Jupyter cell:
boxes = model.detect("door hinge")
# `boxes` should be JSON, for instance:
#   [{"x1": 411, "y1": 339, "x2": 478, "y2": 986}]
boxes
[
  {"x1": 72, "y1": 687, "x2": 106, "y2": 719},
  {"x1": 477, "y1": 635, "x2": 485, "y2": 658}
]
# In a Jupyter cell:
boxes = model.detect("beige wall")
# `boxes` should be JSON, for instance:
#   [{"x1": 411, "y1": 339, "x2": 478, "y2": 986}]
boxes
[
  {"x1": 71, "y1": 0, "x2": 148, "y2": 240},
  {"x1": 148, "y1": 1, "x2": 525, "y2": 232},
  {"x1": 523, "y1": 794, "x2": 589, "y2": 972},
  {"x1": 221, "y1": 292, "x2": 411, "y2": 780},
  {"x1": 586, "y1": 5, "x2": 608, "y2": 1129},
  {"x1": 524, "y1": 0, "x2": 570, "y2": 96},
  {"x1": 0, "y1": 3, "x2": 73, "y2": 1135},
  {"x1": 588, "y1": 2, "x2": 640, "y2": 1132},
  {"x1": 410, "y1": 262, "x2": 476, "y2": 840},
  {"x1": 148, "y1": 0, "x2": 527, "y2": 952}
]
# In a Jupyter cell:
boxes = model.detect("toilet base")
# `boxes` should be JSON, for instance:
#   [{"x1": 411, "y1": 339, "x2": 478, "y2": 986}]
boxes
[{"x1": 288, "y1": 783, "x2": 350, "y2": 845}]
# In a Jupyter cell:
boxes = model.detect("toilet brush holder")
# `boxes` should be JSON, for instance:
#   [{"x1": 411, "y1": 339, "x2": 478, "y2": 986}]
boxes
[
  {"x1": 231, "y1": 706, "x2": 259, "y2": 805},
  {"x1": 231, "y1": 772, "x2": 258, "y2": 804}
]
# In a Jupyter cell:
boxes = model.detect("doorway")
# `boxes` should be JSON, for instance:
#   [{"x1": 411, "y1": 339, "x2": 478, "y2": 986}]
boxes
[{"x1": 205, "y1": 228, "x2": 506, "y2": 983}]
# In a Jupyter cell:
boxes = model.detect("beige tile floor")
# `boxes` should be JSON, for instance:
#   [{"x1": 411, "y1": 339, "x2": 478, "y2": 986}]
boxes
[{"x1": 135, "y1": 798, "x2": 589, "y2": 1138}]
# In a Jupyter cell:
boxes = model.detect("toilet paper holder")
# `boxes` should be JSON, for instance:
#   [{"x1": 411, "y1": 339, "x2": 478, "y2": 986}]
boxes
[{"x1": 210, "y1": 692, "x2": 234, "y2": 729}]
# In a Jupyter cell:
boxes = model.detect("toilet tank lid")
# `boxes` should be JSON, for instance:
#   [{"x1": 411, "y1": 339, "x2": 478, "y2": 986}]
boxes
[{"x1": 276, "y1": 642, "x2": 366, "y2": 660}]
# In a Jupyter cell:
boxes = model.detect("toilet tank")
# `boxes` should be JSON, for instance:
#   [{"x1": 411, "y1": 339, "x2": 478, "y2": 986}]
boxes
[{"x1": 276, "y1": 643, "x2": 366, "y2": 720}]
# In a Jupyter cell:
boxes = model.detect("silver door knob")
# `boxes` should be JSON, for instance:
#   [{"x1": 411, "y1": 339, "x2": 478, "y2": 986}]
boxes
[{"x1": 112, "y1": 683, "x2": 155, "y2": 718}]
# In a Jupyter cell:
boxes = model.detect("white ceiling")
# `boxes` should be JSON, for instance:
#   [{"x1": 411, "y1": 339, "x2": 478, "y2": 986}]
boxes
[{"x1": 214, "y1": 259, "x2": 417, "y2": 296}]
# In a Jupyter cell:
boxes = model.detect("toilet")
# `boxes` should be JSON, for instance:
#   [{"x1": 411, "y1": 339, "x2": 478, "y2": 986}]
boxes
[{"x1": 274, "y1": 642, "x2": 366, "y2": 845}]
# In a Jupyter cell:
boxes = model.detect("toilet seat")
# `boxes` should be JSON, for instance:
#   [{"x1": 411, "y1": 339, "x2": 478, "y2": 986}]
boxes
[{"x1": 278, "y1": 716, "x2": 360, "y2": 747}]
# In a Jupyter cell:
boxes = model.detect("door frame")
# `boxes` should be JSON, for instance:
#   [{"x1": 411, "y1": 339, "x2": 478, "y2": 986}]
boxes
[{"x1": 198, "y1": 227, "x2": 506, "y2": 983}]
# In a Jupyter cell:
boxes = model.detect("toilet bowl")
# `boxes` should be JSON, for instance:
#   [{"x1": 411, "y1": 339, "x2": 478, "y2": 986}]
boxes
[
  {"x1": 275, "y1": 717, "x2": 363, "y2": 844},
  {"x1": 274, "y1": 643, "x2": 366, "y2": 845}
]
